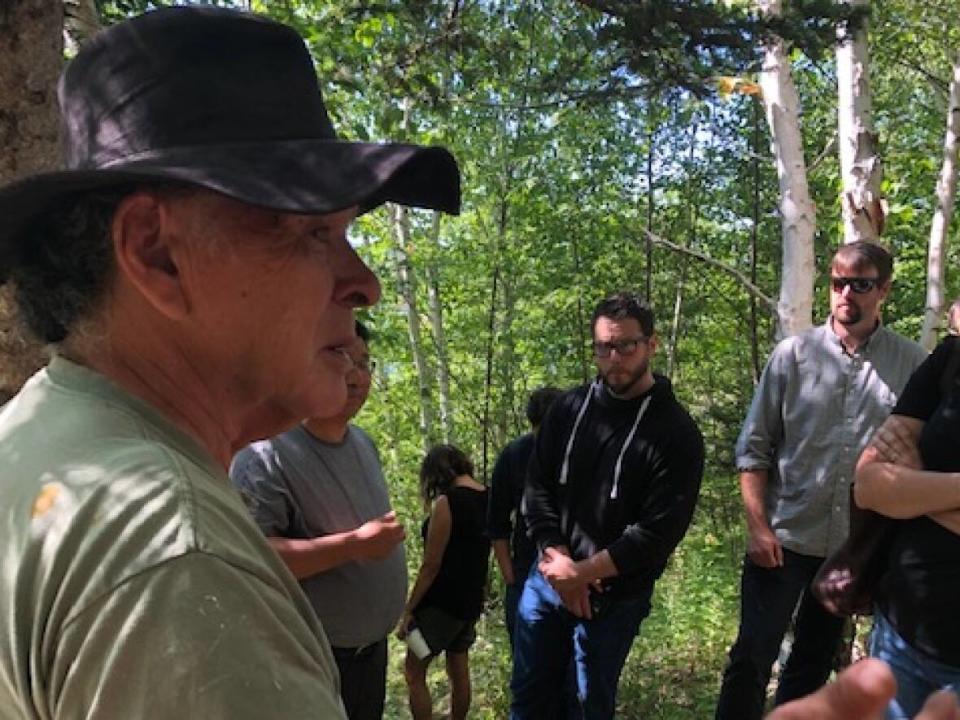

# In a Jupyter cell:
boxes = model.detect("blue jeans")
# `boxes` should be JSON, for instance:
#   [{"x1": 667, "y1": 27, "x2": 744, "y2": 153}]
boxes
[
  {"x1": 510, "y1": 568, "x2": 651, "y2": 720},
  {"x1": 870, "y1": 611, "x2": 960, "y2": 719},
  {"x1": 505, "y1": 580, "x2": 523, "y2": 650},
  {"x1": 715, "y1": 550, "x2": 845, "y2": 720}
]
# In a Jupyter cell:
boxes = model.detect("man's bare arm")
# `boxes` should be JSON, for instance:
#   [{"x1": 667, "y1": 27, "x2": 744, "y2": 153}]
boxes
[
  {"x1": 740, "y1": 469, "x2": 782, "y2": 567},
  {"x1": 269, "y1": 511, "x2": 405, "y2": 579}
]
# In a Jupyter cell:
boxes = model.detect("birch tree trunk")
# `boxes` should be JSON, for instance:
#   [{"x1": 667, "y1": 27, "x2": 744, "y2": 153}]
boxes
[
  {"x1": 390, "y1": 203, "x2": 437, "y2": 449},
  {"x1": 836, "y1": 0, "x2": 884, "y2": 244},
  {"x1": 0, "y1": 1, "x2": 64, "y2": 402},
  {"x1": 758, "y1": 0, "x2": 816, "y2": 337},
  {"x1": 920, "y1": 56, "x2": 960, "y2": 350},
  {"x1": 425, "y1": 211, "x2": 453, "y2": 442}
]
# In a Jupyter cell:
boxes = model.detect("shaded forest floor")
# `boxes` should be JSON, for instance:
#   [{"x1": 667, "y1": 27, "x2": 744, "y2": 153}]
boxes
[{"x1": 382, "y1": 517, "x2": 744, "y2": 718}]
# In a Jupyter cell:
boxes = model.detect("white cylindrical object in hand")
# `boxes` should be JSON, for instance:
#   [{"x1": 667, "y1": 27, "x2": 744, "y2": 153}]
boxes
[{"x1": 405, "y1": 627, "x2": 432, "y2": 659}]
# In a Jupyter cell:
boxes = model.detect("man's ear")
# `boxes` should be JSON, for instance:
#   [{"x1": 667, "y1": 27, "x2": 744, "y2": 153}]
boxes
[
  {"x1": 647, "y1": 332, "x2": 658, "y2": 355},
  {"x1": 111, "y1": 191, "x2": 189, "y2": 320}
]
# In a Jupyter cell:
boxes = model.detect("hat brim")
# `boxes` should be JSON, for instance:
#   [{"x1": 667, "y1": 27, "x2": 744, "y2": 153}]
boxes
[{"x1": 0, "y1": 138, "x2": 460, "y2": 259}]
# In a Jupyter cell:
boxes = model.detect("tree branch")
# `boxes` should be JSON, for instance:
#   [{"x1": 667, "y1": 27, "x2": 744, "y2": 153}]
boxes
[{"x1": 641, "y1": 229, "x2": 777, "y2": 313}]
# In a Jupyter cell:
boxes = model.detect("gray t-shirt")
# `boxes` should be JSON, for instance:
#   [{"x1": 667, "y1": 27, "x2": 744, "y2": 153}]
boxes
[
  {"x1": 0, "y1": 357, "x2": 345, "y2": 720},
  {"x1": 231, "y1": 425, "x2": 407, "y2": 648},
  {"x1": 736, "y1": 319, "x2": 927, "y2": 556}
]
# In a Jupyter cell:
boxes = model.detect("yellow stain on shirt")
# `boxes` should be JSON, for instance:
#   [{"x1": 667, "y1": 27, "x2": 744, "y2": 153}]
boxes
[{"x1": 32, "y1": 482, "x2": 63, "y2": 518}]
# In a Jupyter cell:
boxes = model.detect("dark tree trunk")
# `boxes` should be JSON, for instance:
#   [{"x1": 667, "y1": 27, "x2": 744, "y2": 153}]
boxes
[{"x1": 0, "y1": 0, "x2": 64, "y2": 400}]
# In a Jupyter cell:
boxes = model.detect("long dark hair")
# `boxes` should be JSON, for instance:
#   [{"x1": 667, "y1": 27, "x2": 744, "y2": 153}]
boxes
[{"x1": 419, "y1": 444, "x2": 474, "y2": 504}]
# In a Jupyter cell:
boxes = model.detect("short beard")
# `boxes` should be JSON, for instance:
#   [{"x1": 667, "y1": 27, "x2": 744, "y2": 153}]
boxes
[
  {"x1": 601, "y1": 361, "x2": 648, "y2": 397},
  {"x1": 835, "y1": 305, "x2": 863, "y2": 326}
]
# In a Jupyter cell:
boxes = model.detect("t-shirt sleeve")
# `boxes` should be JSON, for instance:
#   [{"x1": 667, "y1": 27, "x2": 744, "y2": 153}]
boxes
[
  {"x1": 893, "y1": 337, "x2": 956, "y2": 421},
  {"x1": 50, "y1": 552, "x2": 345, "y2": 719},
  {"x1": 228, "y1": 445, "x2": 294, "y2": 537}
]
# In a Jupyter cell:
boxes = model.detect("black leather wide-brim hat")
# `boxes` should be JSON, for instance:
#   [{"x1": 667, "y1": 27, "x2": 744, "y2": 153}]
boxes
[{"x1": 0, "y1": 5, "x2": 460, "y2": 269}]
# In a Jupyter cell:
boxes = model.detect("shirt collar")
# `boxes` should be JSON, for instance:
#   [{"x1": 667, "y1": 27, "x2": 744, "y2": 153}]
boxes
[{"x1": 825, "y1": 315, "x2": 883, "y2": 354}]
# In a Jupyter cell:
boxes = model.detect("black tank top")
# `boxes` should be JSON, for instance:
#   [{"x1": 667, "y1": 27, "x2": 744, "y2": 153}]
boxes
[{"x1": 418, "y1": 486, "x2": 490, "y2": 620}]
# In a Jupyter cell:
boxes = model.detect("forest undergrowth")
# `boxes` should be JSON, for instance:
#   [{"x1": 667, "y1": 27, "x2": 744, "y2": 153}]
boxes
[{"x1": 383, "y1": 512, "x2": 744, "y2": 719}]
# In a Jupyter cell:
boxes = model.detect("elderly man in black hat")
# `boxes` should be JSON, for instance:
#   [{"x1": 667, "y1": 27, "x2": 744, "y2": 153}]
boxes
[{"x1": 0, "y1": 6, "x2": 458, "y2": 720}]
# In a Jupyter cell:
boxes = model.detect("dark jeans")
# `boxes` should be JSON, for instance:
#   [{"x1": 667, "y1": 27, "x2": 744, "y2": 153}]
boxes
[
  {"x1": 505, "y1": 580, "x2": 524, "y2": 650},
  {"x1": 715, "y1": 549, "x2": 845, "y2": 720},
  {"x1": 510, "y1": 569, "x2": 650, "y2": 720},
  {"x1": 331, "y1": 637, "x2": 388, "y2": 720}
]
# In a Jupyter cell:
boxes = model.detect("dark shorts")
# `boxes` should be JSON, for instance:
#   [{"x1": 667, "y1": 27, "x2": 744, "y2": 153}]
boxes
[{"x1": 413, "y1": 604, "x2": 477, "y2": 656}]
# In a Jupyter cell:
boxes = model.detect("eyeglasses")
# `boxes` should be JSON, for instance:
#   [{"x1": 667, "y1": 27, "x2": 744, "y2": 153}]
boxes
[
  {"x1": 592, "y1": 337, "x2": 648, "y2": 358},
  {"x1": 830, "y1": 276, "x2": 881, "y2": 294}
]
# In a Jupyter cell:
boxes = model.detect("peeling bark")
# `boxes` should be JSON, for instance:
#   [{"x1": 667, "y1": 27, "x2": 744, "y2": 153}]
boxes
[
  {"x1": 758, "y1": 0, "x2": 816, "y2": 337},
  {"x1": 836, "y1": 0, "x2": 884, "y2": 244}
]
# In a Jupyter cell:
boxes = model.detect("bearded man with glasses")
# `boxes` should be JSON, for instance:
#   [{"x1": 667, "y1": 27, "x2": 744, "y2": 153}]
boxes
[
  {"x1": 715, "y1": 241, "x2": 928, "y2": 720},
  {"x1": 511, "y1": 291, "x2": 705, "y2": 720}
]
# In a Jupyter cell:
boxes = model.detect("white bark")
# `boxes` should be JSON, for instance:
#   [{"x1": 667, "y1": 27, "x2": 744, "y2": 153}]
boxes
[
  {"x1": 920, "y1": 57, "x2": 960, "y2": 351},
  {"x1": 425, "y1": 212, "x2": 453, "y2": 442},
  {"x1": 836, "y1": 0, "x2": 884, "y2": 244},
  {"x1": 758, "y1": 0, "x2": 816, "y2": 337},
  {"x1": 390, "y1": 203, "x2": 436, "y2": 448}
]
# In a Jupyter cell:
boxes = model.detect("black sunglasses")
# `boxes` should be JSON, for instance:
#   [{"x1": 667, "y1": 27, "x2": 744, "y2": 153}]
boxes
[{"x1": 830, "y1": 276, "x2": 880, "y2": 294}]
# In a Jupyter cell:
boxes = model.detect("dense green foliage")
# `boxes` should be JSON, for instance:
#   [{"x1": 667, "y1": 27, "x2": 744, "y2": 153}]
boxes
[{"x1": 91, "y1": 1, "x2": 960, "y2": 715}]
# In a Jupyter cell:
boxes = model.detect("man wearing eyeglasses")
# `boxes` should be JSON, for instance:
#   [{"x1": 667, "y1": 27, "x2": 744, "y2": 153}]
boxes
[
  {"x1": 715, "y1": 241, "x2": 928, "y2": 720},
  {"x1": 511, "y1": 292, "x2": 705, "y2": 720},
  {"x1": 230, "y1": 320, "x2": 406, "y2": 720}
]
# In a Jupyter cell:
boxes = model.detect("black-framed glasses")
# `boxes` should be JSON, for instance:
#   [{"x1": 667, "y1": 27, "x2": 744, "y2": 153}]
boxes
[
  {"x1": 831, "y1": 276, "x2": 880, "y2": 294},
  {"x1": 592, "y1": 337, "x2": 648, "y2": 358}
]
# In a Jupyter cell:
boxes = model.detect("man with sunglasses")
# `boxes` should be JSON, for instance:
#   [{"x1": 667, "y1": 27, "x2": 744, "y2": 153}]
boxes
[
  {"x1": 716, "y1": 241, "x2": 927, "y2": 720},
  {"x1": 511, "y1": 292, "x2": 704, "y2": 720},
  {"x1": 231, "y1": 321, "x2": 407, "y2": 720}
]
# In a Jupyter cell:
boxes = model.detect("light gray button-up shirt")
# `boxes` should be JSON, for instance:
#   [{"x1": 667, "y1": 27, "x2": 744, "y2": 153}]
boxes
[{"x1": 736, "y1": 319, "x2": 927, "y2": 557}]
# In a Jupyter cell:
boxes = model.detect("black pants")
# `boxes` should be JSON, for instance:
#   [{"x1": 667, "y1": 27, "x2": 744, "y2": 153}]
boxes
[
  {"x1": 715, "y1": 549, "x2": 845, "y2": 720},
  {"x1": 330, "y1": 637, "x2": 388, "y2": 720}
]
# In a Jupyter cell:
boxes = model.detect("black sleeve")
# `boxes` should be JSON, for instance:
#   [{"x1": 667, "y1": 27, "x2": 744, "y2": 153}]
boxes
[
  {"x1": 893, "y1": 337, "x2": 956, "y2": 421},
  {"x1": 606, "y1": 419, "x2": 705, "y2": 576},
  {"x1": 486, "y1": 444, "x2": 515, "y2": 540},
  {"x1": 522, "y1": 393, "x2": 575, "y2": 552}
]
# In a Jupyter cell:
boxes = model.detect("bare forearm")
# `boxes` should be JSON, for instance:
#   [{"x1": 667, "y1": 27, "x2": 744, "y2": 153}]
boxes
[
  {"x1": 740, "y1": 469, "x2": 770, "y2": 530},
  {"x1": 405, "y1": 562, "x2": 441, "y2": 612},
  {"x1": 854, "y1": 463, "x2": 960, "y2": 518},
  {"x1": 269, "y1": 532, "x2": 359, "y2": 579},
  {"x1": 492, "y1": 539, "x2": 515, "y2": 585}
]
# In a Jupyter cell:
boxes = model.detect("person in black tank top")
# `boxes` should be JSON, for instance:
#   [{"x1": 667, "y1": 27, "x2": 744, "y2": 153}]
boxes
[
  {"x1": 856, "y1": 336, "x2": 960, "y2": 717},
  {"x1": 396, "y1": 445, "x2": 490, "y2": 720}
]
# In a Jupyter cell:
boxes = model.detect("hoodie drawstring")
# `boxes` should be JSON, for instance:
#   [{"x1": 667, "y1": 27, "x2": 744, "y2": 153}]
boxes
[
  {"x1": 558, "y1": 380, "x2": 598, "y2": 486},
  {"x1": 610, "y1": 395, "x2": 652, "y2": 500}
]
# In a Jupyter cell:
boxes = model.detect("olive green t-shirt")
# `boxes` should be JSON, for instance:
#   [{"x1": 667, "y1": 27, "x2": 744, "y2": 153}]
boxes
[{"x1": 0, "y1": 357, "x2": 346, "y2": 719}]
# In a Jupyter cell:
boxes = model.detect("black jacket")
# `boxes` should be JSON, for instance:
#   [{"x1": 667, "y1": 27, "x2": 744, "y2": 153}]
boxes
[{"x1": 523, "y1": 375, "x2": 704, "y2": 599}]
